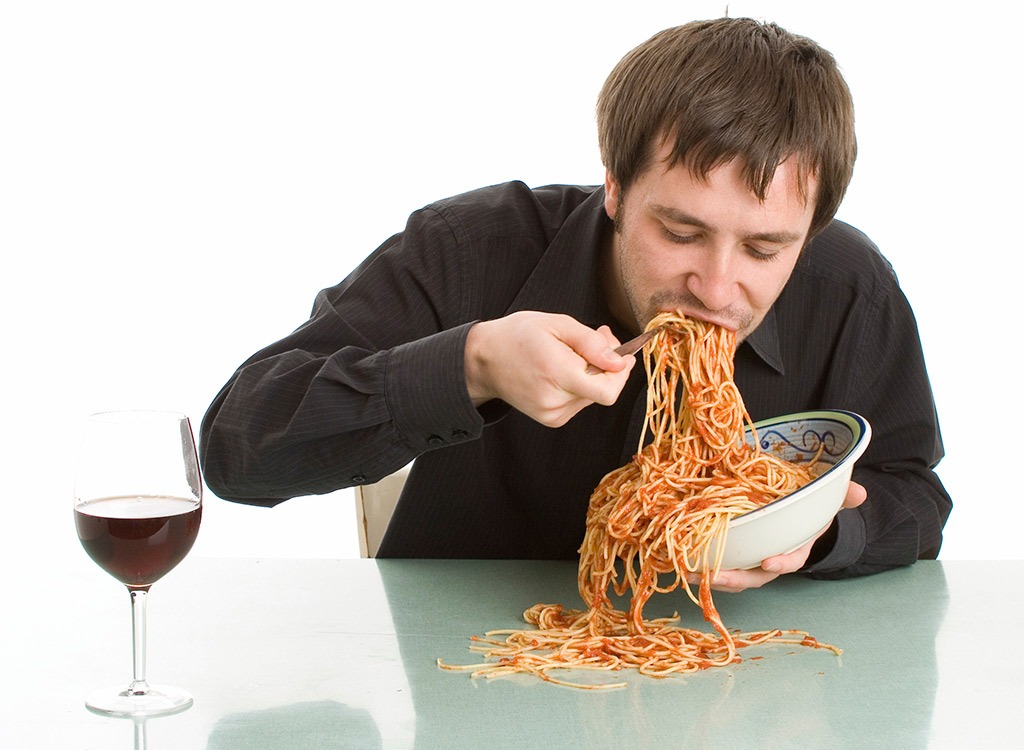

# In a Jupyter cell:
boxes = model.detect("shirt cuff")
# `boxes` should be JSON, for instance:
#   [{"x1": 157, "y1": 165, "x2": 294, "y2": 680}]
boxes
[
  {"x1": 801, "y1": 508, "x2": 866, "y2": 575},
  {"x1": 385, "y1": 322, "x2": 486, "y2": 452}
]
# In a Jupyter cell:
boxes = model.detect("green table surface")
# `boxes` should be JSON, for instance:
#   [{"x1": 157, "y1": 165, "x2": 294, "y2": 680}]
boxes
[{"x1": 1, "y1": 558, "x2": 1018, "y2": 749}]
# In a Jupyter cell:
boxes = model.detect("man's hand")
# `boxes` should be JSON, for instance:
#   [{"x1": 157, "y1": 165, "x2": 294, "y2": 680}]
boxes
[
  {"x1": 465, "y1": 311, "x2": 636, "y2": 427},
  {"x1": 697, "y1": 480, "x2": 867, "y2": 593}
]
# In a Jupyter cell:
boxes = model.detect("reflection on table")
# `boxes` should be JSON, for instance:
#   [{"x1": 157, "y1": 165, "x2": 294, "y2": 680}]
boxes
[{"x1": 1, "y1": 557, "x2": 1019, "y2": 749}]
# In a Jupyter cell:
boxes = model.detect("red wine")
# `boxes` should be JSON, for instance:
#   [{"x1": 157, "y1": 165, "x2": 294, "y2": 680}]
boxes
[{"x1": 75, "y1": 496, "x2": 202, "y2": 589}]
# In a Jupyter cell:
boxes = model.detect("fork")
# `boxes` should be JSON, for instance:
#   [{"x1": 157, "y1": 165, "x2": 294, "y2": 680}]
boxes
[{"x1": 585, "y1": 325, "x2": 666, "y2": 374}]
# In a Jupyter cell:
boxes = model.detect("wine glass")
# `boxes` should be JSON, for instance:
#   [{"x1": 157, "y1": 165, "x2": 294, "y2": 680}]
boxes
[{"x1": 73, "y1": 410, "x2": 203, "y2": 717}]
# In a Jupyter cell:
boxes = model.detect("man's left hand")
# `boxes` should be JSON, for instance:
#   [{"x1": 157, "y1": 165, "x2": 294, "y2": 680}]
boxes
[{"x1": 701, "y1": 480, "x2": 867, "y2": 593}]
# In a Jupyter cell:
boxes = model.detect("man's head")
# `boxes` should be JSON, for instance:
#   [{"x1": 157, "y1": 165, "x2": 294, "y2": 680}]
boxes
[
  {"x1": 597, "y1": 17, "x2": 856, "y2": 241},
  {"x1": 597, "y1": 18, "x2": 857, "y2": 340}
]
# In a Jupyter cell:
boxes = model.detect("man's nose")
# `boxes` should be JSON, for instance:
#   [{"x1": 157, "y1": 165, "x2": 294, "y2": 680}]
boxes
[{"x1": 685, "y1": 250, "x2": 739, "y2": 312}]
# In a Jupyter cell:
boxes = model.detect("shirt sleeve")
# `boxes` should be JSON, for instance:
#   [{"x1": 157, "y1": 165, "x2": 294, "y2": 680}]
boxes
[{"x1": 198, "y1": 205, "x2": 487, "y2": 505}]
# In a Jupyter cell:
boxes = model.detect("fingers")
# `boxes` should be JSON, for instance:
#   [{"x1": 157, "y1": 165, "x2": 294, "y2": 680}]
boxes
[
  {"x1": 577, "y1": 324, "x2": 635, "y2": 376},
  {"x1": 713, "y1": 568, "x2": 781, "y2": 592},
  {"x1": 464, "y1": 312, "x2": 635, "y2": 427},
  {"x1": 685, "y1": 567, "x2": 780, "y2": 593},
  {"x1": 694, "y1": 535, "x2": 817, "y2": 593},
  {"x1": 843, "y1": 480, "x2": 867, "y2": 509},
  {"x1": 761, "y1": 538, "x2": 815, "y2": 575}
]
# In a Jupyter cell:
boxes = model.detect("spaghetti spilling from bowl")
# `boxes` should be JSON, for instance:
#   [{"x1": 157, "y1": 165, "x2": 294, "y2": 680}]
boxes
[{"x1": 439, "y1": 312, "x2": 836, "y2": 689}]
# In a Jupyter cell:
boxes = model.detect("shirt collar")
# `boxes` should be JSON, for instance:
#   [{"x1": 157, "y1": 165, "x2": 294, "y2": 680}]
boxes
[
  {"x1": 506, "y1": 186, "x2": 623, "y2": 332},
  {"x1": 742, "y1": 307, "x2": 785, "y2": 374}
]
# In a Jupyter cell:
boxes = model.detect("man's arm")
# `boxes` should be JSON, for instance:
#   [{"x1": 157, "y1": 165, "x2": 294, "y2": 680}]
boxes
[
  {"x1": 199, "y1": 206, "x2": 484, "y2": 505},
  {"x1": 713, "y1": 224, "x2": 952, "y2": 588},
  {"x1": 200, "y1": 191, "x2": 636, "y2": 506},
  {"x1": 465, "y1": 311, "x2": 635, "y2": 427},
  {"x1": 201, "y1": 308, "x2": 636, "y2": 505},
  {"x1": 801, "y1": 275, "x2": 952, "y2": 578}
]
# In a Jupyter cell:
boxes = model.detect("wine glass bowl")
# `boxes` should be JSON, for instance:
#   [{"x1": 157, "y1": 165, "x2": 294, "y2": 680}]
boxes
[
  {"x1": 75, "y1": 495, "x2": 202, "y2": 590},
  {"x1": 73, "y1": 410, "x2": 203, "y2": 717}
]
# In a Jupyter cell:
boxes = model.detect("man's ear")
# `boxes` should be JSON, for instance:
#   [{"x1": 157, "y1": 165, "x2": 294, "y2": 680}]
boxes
[{"x1": 603, "y1": 169, "x2": 621, "y2": 220}]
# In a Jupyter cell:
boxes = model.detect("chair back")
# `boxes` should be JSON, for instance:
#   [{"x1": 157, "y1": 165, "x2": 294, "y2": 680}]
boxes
[{"x1": 354, "y1": 464, "x2": 411, "y2": 557}]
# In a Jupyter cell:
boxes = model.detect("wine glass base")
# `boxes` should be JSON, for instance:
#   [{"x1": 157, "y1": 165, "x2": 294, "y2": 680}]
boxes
[{"x1": 85, "y1": 684, "x2": 193, "y2": 718}]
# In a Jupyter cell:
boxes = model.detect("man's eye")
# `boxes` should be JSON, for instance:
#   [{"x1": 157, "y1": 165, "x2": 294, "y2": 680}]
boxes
[
  {"x1": 746, "y1": 246, "x2": 779, "y2": 261},
  {"x1": 664, "y1": 229, "x2": 698, "y2": 244}
]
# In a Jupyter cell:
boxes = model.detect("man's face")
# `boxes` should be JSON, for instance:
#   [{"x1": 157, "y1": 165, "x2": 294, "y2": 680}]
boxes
[{"x1": 603, "y1": 146, "x2": 817, "y2": 343}]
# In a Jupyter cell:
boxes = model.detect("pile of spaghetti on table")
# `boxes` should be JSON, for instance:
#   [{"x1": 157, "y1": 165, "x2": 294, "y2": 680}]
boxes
[{"x1": 438, "y1": 311, "x2": 838, "y2": 689}]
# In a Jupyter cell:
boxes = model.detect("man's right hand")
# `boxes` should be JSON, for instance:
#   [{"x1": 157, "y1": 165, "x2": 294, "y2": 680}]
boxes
[{"x1": 464, "y1": 311, "x2": 637, "y2": 427}]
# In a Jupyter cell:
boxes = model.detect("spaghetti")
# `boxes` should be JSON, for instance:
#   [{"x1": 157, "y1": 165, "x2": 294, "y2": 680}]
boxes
[{"x1": 439, "y1": 312, "x2": 836, "y2": 689}]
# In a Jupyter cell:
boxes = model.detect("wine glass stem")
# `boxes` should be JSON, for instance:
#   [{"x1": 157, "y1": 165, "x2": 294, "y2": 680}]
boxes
[
  {"x1": 127, "y1": 587, "x2": 151, "y2": 694},
  {"x1": 134, "y1": 717, "x2": 149, "y2": 750}
]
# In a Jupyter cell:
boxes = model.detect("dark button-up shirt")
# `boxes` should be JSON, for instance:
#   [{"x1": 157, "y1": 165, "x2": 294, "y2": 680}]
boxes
[{"x1": 200, "y1": 181, "x2": 951, "y2": 577}]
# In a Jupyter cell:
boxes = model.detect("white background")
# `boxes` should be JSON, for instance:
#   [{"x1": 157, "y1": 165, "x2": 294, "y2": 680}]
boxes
[{"x1": 2, "y1": 0, "x2": 1021, "y2": 569}]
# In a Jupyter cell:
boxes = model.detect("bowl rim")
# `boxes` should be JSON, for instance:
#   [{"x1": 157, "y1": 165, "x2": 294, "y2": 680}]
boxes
[{"x1": 728, "y1": 409, "x2": 872, "y2": 528}]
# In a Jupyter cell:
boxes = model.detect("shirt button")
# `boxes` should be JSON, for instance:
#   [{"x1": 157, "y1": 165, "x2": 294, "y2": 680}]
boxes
[
  {"x1": 351, "y1": 474, "x2": 367, "y2": 483},
  {"x1": 452, "y1": 429, "x2": 469, "y2": 439},
  {"x1": 427, "y1": 435, "x2": 445, "y2": 446}
]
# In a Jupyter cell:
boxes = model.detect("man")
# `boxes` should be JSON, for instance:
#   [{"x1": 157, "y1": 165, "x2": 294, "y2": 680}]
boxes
[{"x1": 200, "y1": 18, "x2": 951, "y2": 588}]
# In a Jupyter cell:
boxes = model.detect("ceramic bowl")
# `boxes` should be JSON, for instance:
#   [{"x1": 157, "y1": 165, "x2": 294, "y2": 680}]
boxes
[{"x1": 715, "y1": 410, "x2": 872, "y2": 570}]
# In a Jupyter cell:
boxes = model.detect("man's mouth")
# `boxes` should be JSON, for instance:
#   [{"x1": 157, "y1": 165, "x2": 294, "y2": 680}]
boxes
[{"x1": 657, "y1": 306, "x2": 742, "y2": 333}]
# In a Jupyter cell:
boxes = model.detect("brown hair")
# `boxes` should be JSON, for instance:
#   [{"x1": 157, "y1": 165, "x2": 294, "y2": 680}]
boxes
[{"x1": 597, "y1": 18, "x2": 857, "y2": 238}]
